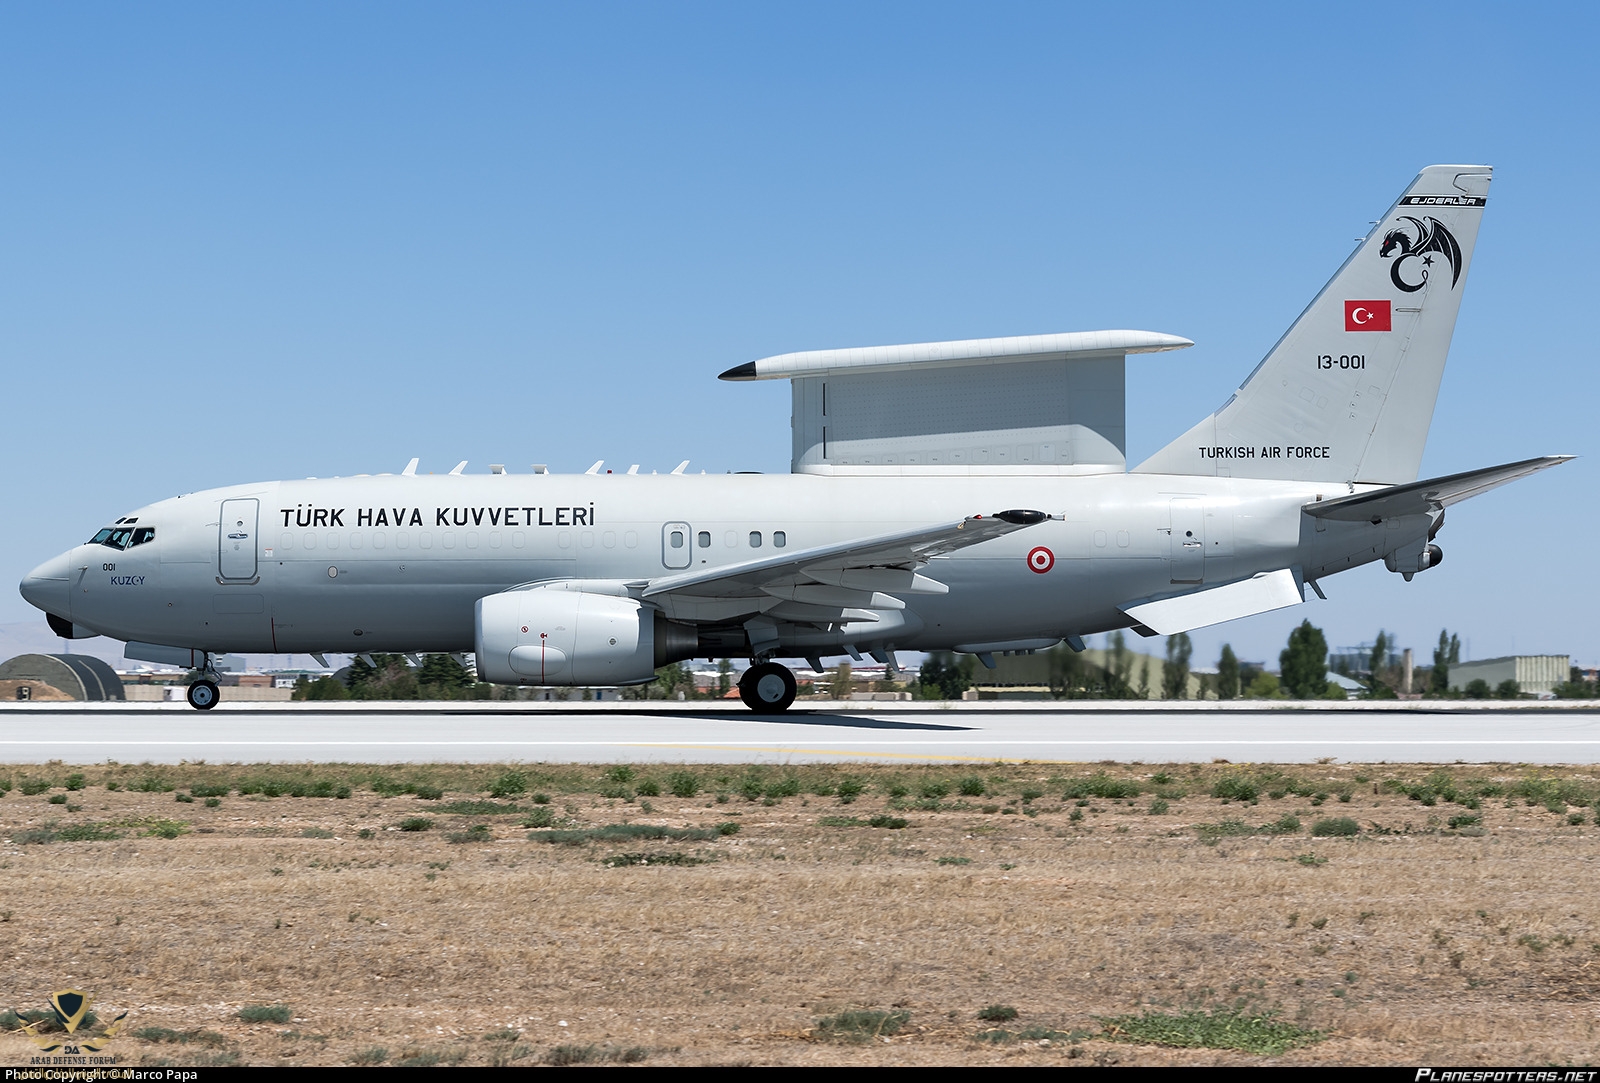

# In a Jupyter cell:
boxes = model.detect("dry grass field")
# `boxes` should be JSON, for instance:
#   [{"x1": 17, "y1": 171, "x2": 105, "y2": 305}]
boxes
[{"x1": 1, "y1": 759, "x2": 1598, "y2": 1067}]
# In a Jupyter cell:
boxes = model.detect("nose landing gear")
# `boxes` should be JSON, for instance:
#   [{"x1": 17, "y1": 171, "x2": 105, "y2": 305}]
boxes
[
  {"x1": 186, "y1": 653, "x2": 222, "y2": 710},
  {"x1": 738, "y1": 661, "x2": 797, "y2": 712}
]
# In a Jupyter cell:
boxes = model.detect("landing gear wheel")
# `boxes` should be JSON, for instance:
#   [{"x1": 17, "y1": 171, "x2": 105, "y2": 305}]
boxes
[
  {"x1": 739, "y1": 662, "x2": 797, "y2": 713},
  {"x1": 187, "y1": 680, "x2": 220, "y2": 711}
]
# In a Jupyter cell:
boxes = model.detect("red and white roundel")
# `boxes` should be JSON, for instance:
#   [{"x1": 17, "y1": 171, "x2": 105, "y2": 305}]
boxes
[{"x1": 1026, "y1": 546, "x2": 1055, "y2": 574}]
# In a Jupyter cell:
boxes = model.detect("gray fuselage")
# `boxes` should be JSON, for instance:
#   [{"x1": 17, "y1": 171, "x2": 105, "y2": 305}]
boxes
[{"x1": 21, "y1": 470, "x2": 1417, "y2": 660}]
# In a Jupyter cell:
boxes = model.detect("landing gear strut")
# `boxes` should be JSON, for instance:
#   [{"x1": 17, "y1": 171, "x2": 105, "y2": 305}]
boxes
[
  {"x1": 187, "y1": 653, "x2": 221, "y2": 711},
  {"x1": 739, "y1": 661, "x2": 797, "y2": 713}
]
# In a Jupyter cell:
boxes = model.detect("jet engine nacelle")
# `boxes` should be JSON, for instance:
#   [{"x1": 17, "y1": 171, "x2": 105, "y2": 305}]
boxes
[
  {"x1": 1385, "y1": 539, "x2": 1443, "y2": 581},
  {"x1": 474, "y1": 585, "x2": 698, "y2": 686}
]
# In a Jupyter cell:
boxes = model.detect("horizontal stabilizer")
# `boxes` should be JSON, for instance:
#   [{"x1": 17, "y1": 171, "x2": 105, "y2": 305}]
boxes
[
  {"x1": 1120, "y1": 569, "x2": 1303, "y2": 636},
  {"x1": 1304, "y1": 455, "x2": 1573, "y2": 522}
]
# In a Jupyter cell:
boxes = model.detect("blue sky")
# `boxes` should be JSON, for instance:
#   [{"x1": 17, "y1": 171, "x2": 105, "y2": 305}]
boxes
[{"x1": 2, "y1": 2, "x2": 1595, "y2": 669}]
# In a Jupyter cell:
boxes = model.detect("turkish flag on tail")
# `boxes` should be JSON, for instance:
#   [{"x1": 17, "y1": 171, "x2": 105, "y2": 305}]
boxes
[{"x1": 1344, "y1": 300, "x2": 1391, "y2": 331}]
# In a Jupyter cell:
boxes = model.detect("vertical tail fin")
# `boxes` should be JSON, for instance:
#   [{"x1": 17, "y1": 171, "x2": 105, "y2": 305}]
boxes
[{"x1": 1136, "y1": 164, "x2": 1491, "y2": 483}]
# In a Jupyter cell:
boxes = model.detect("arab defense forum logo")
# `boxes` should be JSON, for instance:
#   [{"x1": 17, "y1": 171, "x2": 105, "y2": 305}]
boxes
[
  {"x1": 16, "y1": 988, "x2": 127, "y2": 1055},
  {"x1": 1379, "y1": 215, "x2": 1463, "y2": 293}
]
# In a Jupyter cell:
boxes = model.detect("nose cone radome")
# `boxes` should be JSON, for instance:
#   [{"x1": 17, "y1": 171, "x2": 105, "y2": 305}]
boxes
[{"x1": 19, "y1": 552, "x2": 72, "y2": 616}]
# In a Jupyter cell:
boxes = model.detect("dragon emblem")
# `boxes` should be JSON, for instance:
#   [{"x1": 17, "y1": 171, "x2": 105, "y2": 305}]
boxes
[{"x1": 1379, "y1": 216, "x2": 1462, "y2": 293}]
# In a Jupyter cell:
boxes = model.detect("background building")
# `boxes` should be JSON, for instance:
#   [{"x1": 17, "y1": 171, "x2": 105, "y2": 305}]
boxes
[
  {"x1": 0, "y1": 653, "x2": 126, "y2": 701},
  {"x1": 1450, "y1": 655, "x2": 1570, "y2": 696}
]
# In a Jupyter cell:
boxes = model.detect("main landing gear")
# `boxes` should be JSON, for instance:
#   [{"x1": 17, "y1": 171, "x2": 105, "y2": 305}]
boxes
[
  {"x1": 187, "y1": 654, "x2": 221, "y2": 711},
  {"x1": 187, "y1": 679, "x2": 219, "y2": 710},
  {"x1": 739, "y1": 661, "x2": 797, "y2": 713}
]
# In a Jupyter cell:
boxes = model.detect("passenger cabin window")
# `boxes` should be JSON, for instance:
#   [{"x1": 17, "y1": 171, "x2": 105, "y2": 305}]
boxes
[
  {"x1": 749, "y1": 531, "x2": 763, "y2": 548},
  {"x1": 670, "y1": 530, "x2": 685, "y2": 548},
  {"x1": 697, "y1": 531, "x2": 710, "y2": 548},
  {"x1": 774, "y1": 531, "x2": 786, "y2": 548}
]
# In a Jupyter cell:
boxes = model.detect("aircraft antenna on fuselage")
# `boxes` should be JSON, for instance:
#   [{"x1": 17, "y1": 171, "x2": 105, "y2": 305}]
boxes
[
  {"x1": 449, "y1": 461, "x2": 467, "y2": 476},
  {"x1": 671, "y1": 460, "x2": 689, "y2": 475},
  {"x1": 401, "y1": 458, "x2": 419, "y2": 476},
  {"x1": 585, "y1": 460, "x2": 604, "y2": 475}
]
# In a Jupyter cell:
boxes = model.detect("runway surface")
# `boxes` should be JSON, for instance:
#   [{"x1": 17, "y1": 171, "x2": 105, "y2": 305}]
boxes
[{"x1": 3, "y1": 701, "x2": 1598, "y2": 764}]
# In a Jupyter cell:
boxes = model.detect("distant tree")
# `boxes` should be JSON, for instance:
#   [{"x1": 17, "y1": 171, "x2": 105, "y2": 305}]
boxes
[
  {"x1": 344, "y1": 654, "x2": 379, "y2": 690},
  {"x1": 1245, "y1": 671, "x2": 1284, "y2": 699},
  {"x1": 1216, "y1": 644, "x2": 1241, "y2": 701},
  {"x1": 717, "y1": 658, "x2": 732, "y2": 698},
  {"x1": 1047, "y1": 644, "x2": 1085, "y2": 699},
  {"x1": 1108, "y1": 632, "x2": 1135, "y2": 695},
  {"x1": 293, "y1": 675, "x2": 350, "y2": 701},
  {"x1": 1553, "y1": 670, "x2": 1598, "y2": 699},
  {"x1": 1279, "y1": 620, "x2": 1330, "y2": 699},
  {"x1": 417, "y1": 653, "x2": 475, "y2": 698},
  {"x1": 1162, "y1": 633, "x2": 1193, "y2": 699},
  {"x1": 1366, "y1": 630, "x2": 1397, "y2": 696},
  {"x1": 1370, "y1": 630, "x2": 1392, "y2": 675},
  {"x1": 348, "y1": 654, "x2": 419, "y2": 700},
  {"x1": 918, "y1": 652, "x2": 973, "y2": 700},
  {"x1": 1494, "y1": 679, "x2": 1521, "y2": 700},
  {"x1": 828, "y1": 662, "x2": 854, "y2": 699},
  {"x1": 1430, "y1": 630, "x2": 1461, "y2": 695},
  {"x1": 1045, "y1": 644, "x2": 1127, "y2": 700},
  {"x1": 651, "y1": 662, "x2": 693, "y2": 699},
  {"x1": 1463, "y1": 678, "x2": 1491, "y2": 700}
]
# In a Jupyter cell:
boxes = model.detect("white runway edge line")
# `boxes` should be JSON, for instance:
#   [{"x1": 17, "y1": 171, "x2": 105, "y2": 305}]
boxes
[
  {"x1": 3, "y1": 700, "x2": 1598, "y2": 713},
  {"x1": 2, "y1": 704, "x2": 1599, "y2": 763},
  {"x1": 0, "y1": 735, "x2": 1593, "y2": 742}
]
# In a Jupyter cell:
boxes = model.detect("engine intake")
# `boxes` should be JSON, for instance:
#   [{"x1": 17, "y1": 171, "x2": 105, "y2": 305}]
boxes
[{"x1": 474, "y1": 586, "x2": 698, "y2": 686}]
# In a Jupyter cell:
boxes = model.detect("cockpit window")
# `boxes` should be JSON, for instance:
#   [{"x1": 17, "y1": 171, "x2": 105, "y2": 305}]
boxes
[
  {"x1": 89, "y1": 526, "x2": 155, "y2": 550},
  {"x1": 90, "y1": 527, "x2": 135, "y2": 550}
]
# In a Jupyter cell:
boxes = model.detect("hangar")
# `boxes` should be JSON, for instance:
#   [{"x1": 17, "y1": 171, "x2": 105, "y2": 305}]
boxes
[{"x1": 0, "y1": 653, "x2": 126, "y2": 701}]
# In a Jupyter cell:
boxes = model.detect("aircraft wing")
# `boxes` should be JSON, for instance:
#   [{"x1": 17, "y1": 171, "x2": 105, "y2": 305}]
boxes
[
  {"x1": 638, "y1": 510, "x2": 1048, "y2": 622},
  {"x1": 1303, "y1": 455, "x2": 1573, "y2": 522}
]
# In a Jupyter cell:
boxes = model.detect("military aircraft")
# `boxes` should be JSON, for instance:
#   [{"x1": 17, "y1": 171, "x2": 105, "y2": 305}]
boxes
[{"x1": 19, "y1": 164, "x2": 1570, "y2": 711}]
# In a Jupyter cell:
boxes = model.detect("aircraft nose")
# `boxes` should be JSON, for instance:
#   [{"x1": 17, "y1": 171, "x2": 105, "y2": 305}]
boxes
[{"x1": 19, "y1": 553, "x2": 73, "y2": 615}]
